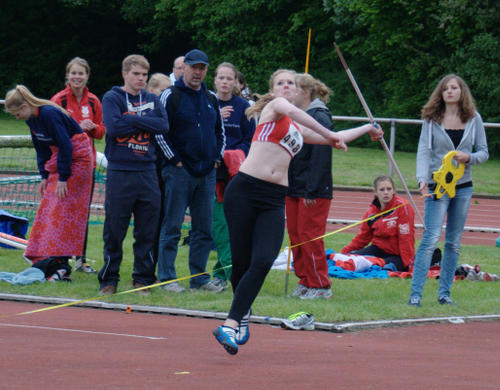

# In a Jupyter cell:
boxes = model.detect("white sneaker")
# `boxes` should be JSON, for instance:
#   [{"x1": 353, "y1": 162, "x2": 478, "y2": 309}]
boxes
[
  {"x1": 212, "y1": 277, "x2": 229, "y2": 290},
  {"x1": 74, "y1": 257, "x2": 96, "y2": 273},
  {"x1": 290, "y1": 284, "x2": 308, "y2": 297},
  {"x1": 161, "y1": 281, "x2": 186, "y2": 293},
  {"x1": 280, "y1": 312, "x2": 315, "y2": 330},
  {"x1": 192, "y1": 280, "x2": 224, "y2": 293},
  {"x1": 300, "y1": 288, "x2": 333, "y2": 300}
]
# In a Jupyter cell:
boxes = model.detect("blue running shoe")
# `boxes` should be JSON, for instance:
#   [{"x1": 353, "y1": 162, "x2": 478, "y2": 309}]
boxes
[
  {"x1": 213, "y1": 326, "x2": 238, "y2": 355},
  {"x1": 235, "y1": 309, "x2": 251, "y2": 345}
]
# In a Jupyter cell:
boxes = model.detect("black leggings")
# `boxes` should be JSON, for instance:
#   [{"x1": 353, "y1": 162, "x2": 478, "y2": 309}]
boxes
[
  {"x1": 224, "y1": 172, "x2": 286, "y2": 323},
  {"x1": 350, "y1": 244, "x2": 406, "y2": 271}
]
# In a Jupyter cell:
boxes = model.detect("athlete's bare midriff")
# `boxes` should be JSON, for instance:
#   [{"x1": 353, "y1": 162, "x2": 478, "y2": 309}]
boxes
[{"x1": 239, "y1": 141, "x2": 291, "y2": 186}]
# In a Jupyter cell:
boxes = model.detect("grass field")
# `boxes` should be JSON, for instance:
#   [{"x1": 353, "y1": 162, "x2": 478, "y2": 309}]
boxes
[
  {"x1": 1, "y1": 219, "x2": 499, "y2": 324},
  {"x1": 1, "y1": 114, "x2": 499, "y2": 324}
]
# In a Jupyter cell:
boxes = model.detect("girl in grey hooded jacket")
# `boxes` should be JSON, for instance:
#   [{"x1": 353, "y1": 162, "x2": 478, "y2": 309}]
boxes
[{"x1": 409, "y1": 74, "x2": 488, "y2": 307}]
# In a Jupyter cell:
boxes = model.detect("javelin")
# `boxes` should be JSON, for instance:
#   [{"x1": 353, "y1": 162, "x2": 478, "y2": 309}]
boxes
[
  {"x1": 305, "y1": 28, "x2": 312, "y2": 73},
  {"x1": 333, "y1": 43, "x2": 425, "y2": 226}
]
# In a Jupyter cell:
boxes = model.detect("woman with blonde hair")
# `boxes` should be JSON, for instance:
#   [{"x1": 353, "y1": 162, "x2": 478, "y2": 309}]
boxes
[
  {"x1": 286, "y1": 73, "x2": 337, "y2": 299},
  {"x1": 146, "y1": 73, "x2": 171, "y2": 96},
  {"x1": 51, "y1": 56, "x2": 105, "y2": 273},
  {"x1": 212, "y1": 69, "x2": 383, "y2": 355},
  {"x1": 409, "y1": 74, "x2": 488, "y2": 307},
  {"x1": 5, "y1": 85, "x2": 93, "y2": 281}
]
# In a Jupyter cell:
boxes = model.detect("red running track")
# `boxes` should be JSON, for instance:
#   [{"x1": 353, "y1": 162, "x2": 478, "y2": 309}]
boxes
[
  {"x1": 1, "y1": 300, "x2": 500, "y2": 389},
  {"x1": 328, "y1": 189, "x2": 500, "y2": 246}
]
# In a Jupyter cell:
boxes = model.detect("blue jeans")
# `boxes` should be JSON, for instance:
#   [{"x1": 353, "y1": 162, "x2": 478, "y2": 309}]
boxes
[
  {"x1": 410, "y1": 186, "x2": 472, "y2": 299},
  {"x1": 157, "y1": 164, "x2": 215, "y2": 287}
]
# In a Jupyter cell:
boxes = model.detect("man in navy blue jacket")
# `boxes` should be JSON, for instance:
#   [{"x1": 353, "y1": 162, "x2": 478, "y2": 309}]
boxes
[
  {"x1": 157, "y1": 49, "x2": 225, "y2": 293},
  {"x1": 98, "y1": 54, "x2": 169, "y2": 296}
]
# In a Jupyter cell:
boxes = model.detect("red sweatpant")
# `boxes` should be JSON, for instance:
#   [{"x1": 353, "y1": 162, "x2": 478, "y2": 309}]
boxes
[{"x1": 285, "y1": 196, "x2": 331, "y2": 289}]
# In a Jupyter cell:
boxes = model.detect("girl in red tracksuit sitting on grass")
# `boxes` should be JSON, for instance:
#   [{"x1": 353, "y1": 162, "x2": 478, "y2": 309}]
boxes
[{"x1": 341, "y1": 175, "x2": 415, "y2": 272}]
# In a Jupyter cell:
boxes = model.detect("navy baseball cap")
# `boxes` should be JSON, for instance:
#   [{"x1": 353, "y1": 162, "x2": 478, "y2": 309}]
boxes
[{"x1": 184, "y1": 49, "x2": 209, "y2": 66}]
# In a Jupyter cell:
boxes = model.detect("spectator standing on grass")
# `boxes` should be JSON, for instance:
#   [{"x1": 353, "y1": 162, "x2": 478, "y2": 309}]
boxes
[
  {"x1": 98, "y1": 54, "x2": 169, "y2": 296},
  {"x1": 286, "y1": 73, "x2": 336, "y2": 299},
  {"x1": 169, "y1": 56, "x2": 185, "y2": 84},
  {"x1": 409, "y1": 74, "x2": 488, "y2": 307},
  {"x1": 212, "y1": 69, "x2": 383, "y2": 355},
  {"x1": 341, "y1": 175, "x2": 415, "y2": 272},
  {"x1": 51, "y1": 56, "x2": 105, "y2": 274},
  {"x1": 146, "y1": 72, "x2": 172, "y2": 262},
  {"x1": 4, "y1": 85, "x2": 93, "y2": 282},
  {"x1": 210, "y1": 62, "x2": 255, "y2": 291},
  {"x1": 157, "y1": 49, "x2": 225, "y2": 293},
  {"x1": 147, "y1": 73, "x2": 172, "y2": 96}
]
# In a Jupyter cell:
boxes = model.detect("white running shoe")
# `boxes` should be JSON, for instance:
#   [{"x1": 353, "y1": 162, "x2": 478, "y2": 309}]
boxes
[{"x1": 299, "y1": 288, "x2": 333, "y2": 300}]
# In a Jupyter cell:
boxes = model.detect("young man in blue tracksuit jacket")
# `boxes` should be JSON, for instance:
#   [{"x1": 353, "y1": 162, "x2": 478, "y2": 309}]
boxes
[
  {"x1": 98, "y1": 54, "x2": 169, "y2": 295},
  {"x1": 156, "y1": 49, "x2": 225, "y2": 293}
]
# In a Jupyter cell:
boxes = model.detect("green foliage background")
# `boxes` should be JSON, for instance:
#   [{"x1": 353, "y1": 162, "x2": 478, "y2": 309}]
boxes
[{"x1": 1, "y1": 0, "x2": 499, "y2": 155}]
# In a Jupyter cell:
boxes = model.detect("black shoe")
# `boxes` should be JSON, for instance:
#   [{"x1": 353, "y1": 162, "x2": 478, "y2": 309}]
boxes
[{"x1": 438, "y1": 296, "x2": 455, "y2": 305}]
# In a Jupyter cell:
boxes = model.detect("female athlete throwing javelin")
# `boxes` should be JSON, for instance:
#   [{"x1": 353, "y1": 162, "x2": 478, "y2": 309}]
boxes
[{"x1": 213, "y1": 69, "x2": 383, "y2": 355}]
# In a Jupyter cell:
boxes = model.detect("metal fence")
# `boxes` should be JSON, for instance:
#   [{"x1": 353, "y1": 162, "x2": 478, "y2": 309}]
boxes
[
  {"x1": 1, "y1": 95, "x2": 498, "y2": 176},
  {"x1": 332, "y1": 115, "x2": 500, "y2": 176}
]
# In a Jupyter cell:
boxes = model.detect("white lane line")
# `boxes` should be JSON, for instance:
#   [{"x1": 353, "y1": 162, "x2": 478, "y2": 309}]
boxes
[{"x1": 0, "y1": 322, "x2": 166, "y2": 340}]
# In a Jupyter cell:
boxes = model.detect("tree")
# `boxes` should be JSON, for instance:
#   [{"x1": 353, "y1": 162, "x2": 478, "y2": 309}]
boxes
[
  {"x1": 324, "y1": 0, "x2": 500, "y2": 152},
  {"x1": 0, "y1": 0, "x2": 143, "y2": 98}
]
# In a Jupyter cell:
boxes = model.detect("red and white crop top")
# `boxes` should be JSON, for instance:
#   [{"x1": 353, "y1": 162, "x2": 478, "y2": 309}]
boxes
[{"x1": 252, "y1": 115, "x2": 303, "y2": 157}]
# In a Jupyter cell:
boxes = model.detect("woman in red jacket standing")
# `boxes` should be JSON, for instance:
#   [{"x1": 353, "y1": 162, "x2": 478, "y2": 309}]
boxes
[
  {"x1": 51, "y1": 57, "x2": 105, "y2": 273},
  {"x1": 341, "y1": 175, "x2": 415, "y2": 271}
]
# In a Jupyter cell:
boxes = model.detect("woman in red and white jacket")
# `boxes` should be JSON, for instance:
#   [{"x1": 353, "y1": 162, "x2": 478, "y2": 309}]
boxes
[
  {"x1": 51, "y1": 57, "x2": 105, "y2": 273},
  {"x1": 341, "y1": 175, "x2": 415, "y2": 271}
]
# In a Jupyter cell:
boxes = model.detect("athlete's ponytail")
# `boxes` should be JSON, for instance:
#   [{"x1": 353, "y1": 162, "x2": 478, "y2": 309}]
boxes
[{"x1": 5, "y1": 85, "x2": 70, "y2": 116}]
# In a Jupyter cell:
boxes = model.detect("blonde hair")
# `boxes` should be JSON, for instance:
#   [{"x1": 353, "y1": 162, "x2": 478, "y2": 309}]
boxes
[
  {"x1": 122, "y1": 54, "x2": 150, "y2": 73},
  {"x1": 295, "y1": 73, "x2": 332, "y2": 103},
  {"x1": 5, "y1": 85, "x2": 69, "y2": 116},
  {"x1": 147, "y1": 73, "x2": 171, "y2": 92},
  {"x1": 245, "y1": 69, "x2": 296, "y2": 120},
  {"x1": 421, "y1": 74, "x2": 476, "y2": 123}
]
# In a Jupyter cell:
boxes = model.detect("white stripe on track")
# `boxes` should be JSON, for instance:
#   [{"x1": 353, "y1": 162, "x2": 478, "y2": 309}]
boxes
[{"x1": 0, "y1": 322, "x2": 166, "y2": 340}]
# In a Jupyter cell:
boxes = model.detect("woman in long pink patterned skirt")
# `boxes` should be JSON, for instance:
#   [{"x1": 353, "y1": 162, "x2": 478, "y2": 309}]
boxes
[{"x1": 4, "y1": 85, "x2": 93, "y2": 281}]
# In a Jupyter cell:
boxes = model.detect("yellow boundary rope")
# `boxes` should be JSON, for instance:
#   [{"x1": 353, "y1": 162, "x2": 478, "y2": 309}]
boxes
[
  {"x1": 2, "y1": 202, "x2": 409, "y2": 317},
  {"x1": 0, "y1": 265, "x2": 232, "y2": 319}
]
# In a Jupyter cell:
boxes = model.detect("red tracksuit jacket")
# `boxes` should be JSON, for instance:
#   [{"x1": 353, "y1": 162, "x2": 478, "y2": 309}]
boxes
[
  {"x1": 51, "y1": 85, "x2": 105, "y2": 166},
  {"x1": 341, "y1": 194, "x2": 415, "y2": 268}
]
